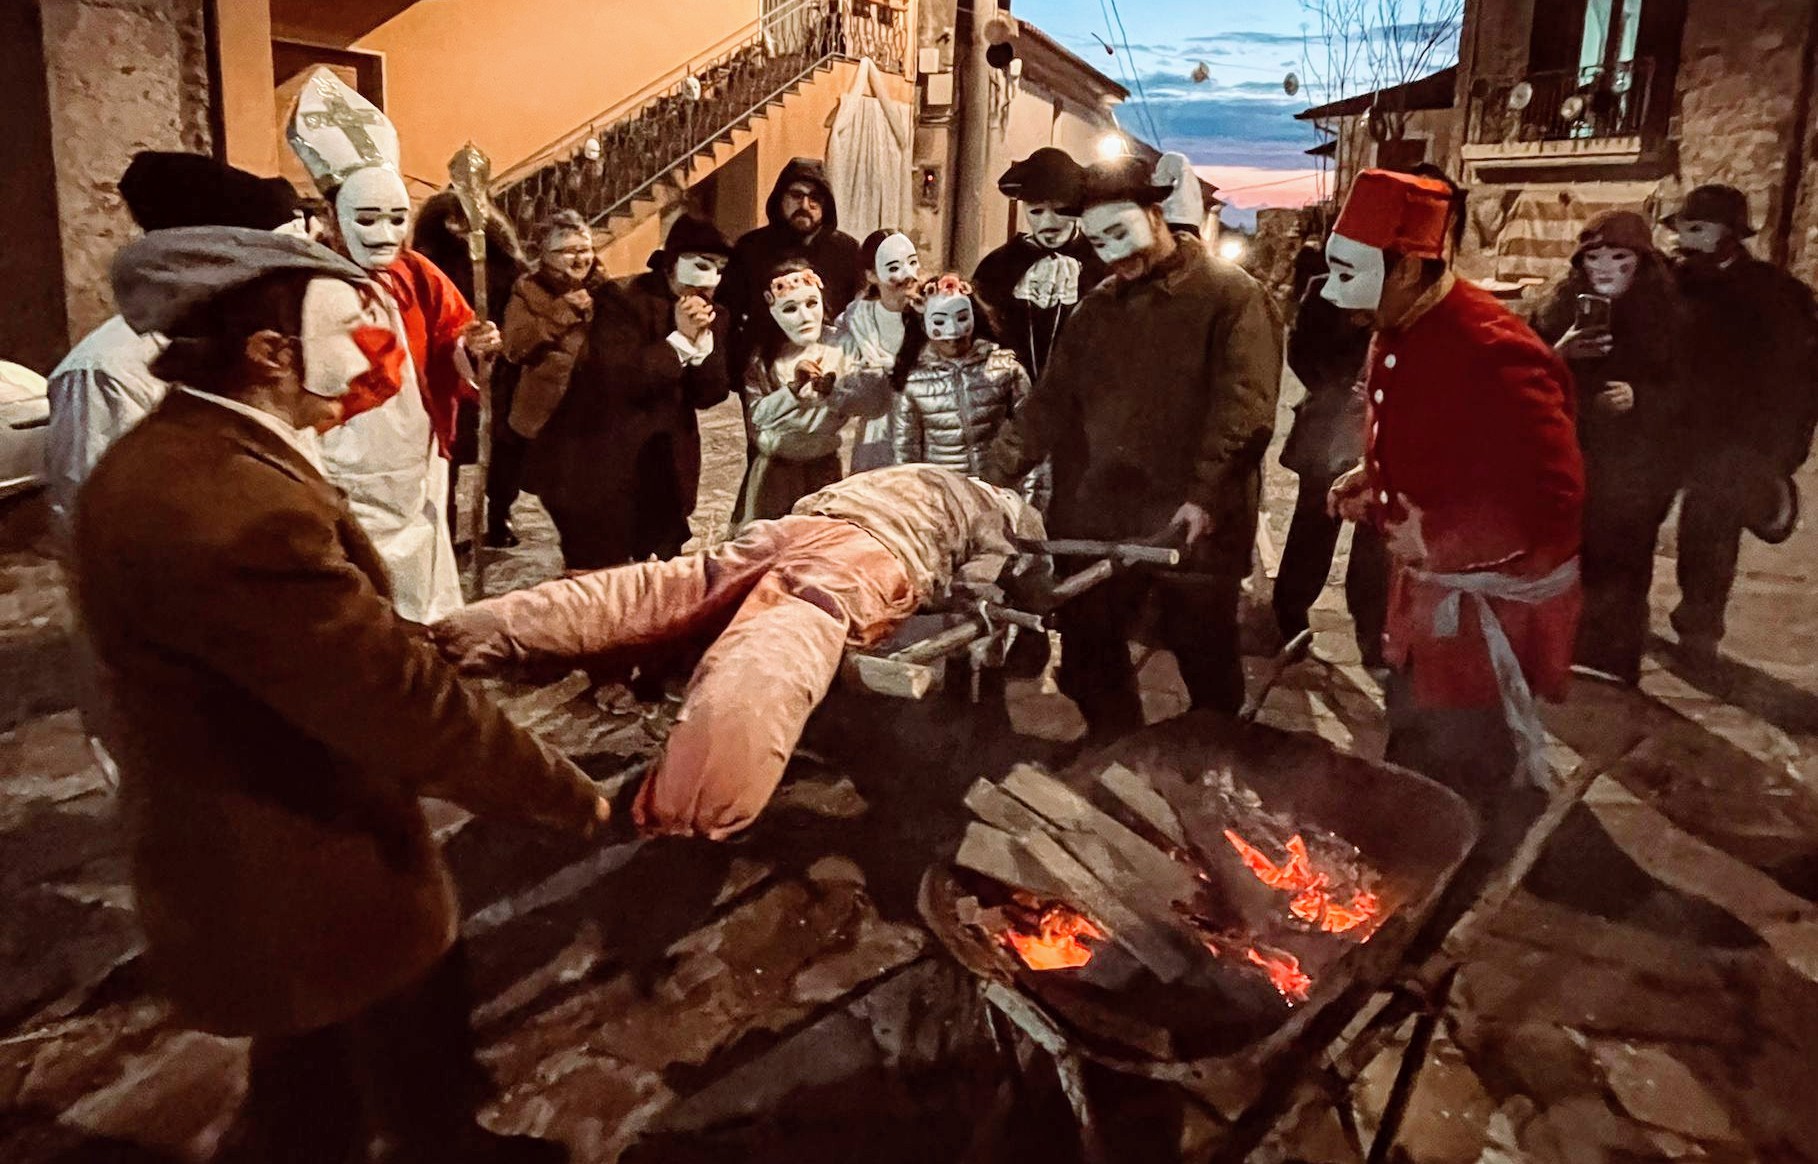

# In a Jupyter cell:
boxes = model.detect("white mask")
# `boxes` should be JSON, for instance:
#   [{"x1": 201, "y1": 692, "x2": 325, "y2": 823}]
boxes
[
  {"x1": 1674, "y1": 219, "x2": 1729, "y2": 256},
  {"x1": 1581, "y1": 246, "x2": 1638, "y2": 298},
  {"x1": 1321, "y1": 233, "x2": 1388, "y2": 311},
  {"x1": 675, "y1": 252, "x2": 726, "y2": 291},
  {"x1": 334, "y1": 167, "x2": 411, "y2": 270},
  {"x1": 300, "y1": 278, "x2": 404, "y2": 420},
  {"x1": 923, "y1": 292, "x2": 974, "y2": 343},
  {"x1": 873, "y1": 232, "x2": 921, "y2": 287},
  {"x1": 1081, "y1": 201, "x2": 1155, "y2": 266},
  {"x1": 1024, "y1": 202, "x2": 1078, "y2": 250},
  {"x1": 768, "y1": 283, "x2": 824, "y2": 345}
]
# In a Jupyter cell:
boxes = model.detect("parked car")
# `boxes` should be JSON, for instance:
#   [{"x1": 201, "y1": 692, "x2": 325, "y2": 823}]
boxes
[{"x1": 0, "y1": 362, "x2": 50, "y2": 502}]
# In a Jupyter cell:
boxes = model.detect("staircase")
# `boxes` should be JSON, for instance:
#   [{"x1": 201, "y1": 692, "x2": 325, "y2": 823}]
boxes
[{"x1": 493, "y1": 0, "x2": 908, "y2": 245}]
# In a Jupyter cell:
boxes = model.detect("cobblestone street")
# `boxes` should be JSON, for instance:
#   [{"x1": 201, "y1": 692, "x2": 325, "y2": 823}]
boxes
[{"x1": 3, "y1": 382, "x2": 1818, "y2": 1161}]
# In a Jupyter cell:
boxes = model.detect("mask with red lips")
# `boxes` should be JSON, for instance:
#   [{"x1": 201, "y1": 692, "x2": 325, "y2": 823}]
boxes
[{"x1": 300, "y1": 278, "x2": 405, "y2": 426}]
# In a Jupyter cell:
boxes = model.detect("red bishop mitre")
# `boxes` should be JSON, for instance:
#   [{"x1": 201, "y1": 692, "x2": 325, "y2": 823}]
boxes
[{"x1": 1332, "y1": 169, "x2": 1456, "y2": 260}]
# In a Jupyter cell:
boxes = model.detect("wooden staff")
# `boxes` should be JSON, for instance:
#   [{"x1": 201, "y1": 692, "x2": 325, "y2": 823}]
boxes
[{"x1": 448, "y1": 142, "x2": 494, "y2": 599}]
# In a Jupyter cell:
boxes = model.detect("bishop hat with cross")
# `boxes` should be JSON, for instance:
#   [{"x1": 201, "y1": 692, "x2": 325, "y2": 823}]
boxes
[{"x1": 286, "y1": 67, "x2": 403, "y2": 194}]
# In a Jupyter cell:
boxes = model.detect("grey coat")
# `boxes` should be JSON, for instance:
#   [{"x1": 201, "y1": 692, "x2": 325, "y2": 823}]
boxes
[{"x1": 891, "y1": 342, "x2": 1031, "y2": 476}]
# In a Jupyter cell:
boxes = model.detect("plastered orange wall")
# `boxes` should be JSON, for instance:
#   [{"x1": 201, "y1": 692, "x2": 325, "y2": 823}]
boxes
[
  {"x1": 216, "y1": 0, "x2": 281, "y2": 175},
  {"x1": 353, "y1": 0, "x2": 756, "y2": 186}
]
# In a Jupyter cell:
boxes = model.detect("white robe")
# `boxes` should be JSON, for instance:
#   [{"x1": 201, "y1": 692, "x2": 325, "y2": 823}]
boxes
[{"x1": 319, "y1": 297, "x2": 463, "y2": 624}]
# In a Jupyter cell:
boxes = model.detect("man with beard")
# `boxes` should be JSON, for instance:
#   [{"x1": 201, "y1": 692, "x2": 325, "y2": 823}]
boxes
[
  {"x1": 721, "y1": 158, "x2": 862, "y2": 374},
  {"x1": 77, "y1": 227, "x2": 605, "y2": 1164},
  {"x1": 1663, "y1": 184, "x2": 1818, "y2": 654},
  {"x1": 971, "y1": 148, "x2": 1107, "y2": 382},
  {"x1": 1324, "y1": 170, "x2": 1580, "y2": 883},
  {"x1": 985, "y1": 156, "x2": 1282, "y2": 738},
  {"x1": 287, "y1": 67, "x2": 500, "y2": 622},
  {"x1": 529, "y1": 214, "x2": 733, "y2": 571}
]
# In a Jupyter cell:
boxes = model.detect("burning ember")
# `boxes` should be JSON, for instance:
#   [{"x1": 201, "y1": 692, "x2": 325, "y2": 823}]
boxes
[
  {"x1": 1223, "y1": 829, "x2": 1382, "y2": 937},
  {"x1": 999, "y1": 901, "x2": 1106, "y2": 971},
  {"x1": 1245, "y1": 944, "x2": 1312, "y2": 1004}
]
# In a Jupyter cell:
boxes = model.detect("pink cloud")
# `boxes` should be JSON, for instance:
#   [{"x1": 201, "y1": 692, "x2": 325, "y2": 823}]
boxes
[{"x1": 1195, "y1": 164, "x2": 1329, "y2": 210}]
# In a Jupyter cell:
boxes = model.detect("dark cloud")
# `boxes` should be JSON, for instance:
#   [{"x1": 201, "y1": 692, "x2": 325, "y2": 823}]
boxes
[{"x1": 1183, "y1": 30, "x2": 1306, "y2": 48}]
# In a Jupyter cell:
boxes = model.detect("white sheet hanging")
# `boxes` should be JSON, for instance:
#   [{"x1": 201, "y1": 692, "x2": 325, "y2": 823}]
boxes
[{"x1": 825, "y1": 57, "x2": 913, "y2": 238}]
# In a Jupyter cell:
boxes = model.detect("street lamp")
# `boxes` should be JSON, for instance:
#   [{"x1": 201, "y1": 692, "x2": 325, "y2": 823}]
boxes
[
  {"x1": 1218, "y1": 235, "x2": 1247, "y2": 262},
  {"x1": 1095, "y1": 133, "x2": 1128, "y2": 161}
]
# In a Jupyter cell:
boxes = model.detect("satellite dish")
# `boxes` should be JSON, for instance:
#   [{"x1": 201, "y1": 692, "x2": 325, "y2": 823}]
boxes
[
  {"x1": 581, "y1": 137, "x2": 602, "y2": 162},
  {"x1": 682, "y1": 75, "x2": 703, "y2": 101},
  {"x1": 1560, "y1": 94, "x2": 1587, "y2": 122},
  {"x1": 1507, "y1": 81, "x2": 1533, "y2": 111},
  {"x1": 1283, "y1": 71, "x2": 1300, "y2": 97},
  {"x1": 1192, "y1": 61, "x2": 1211, "y2": 84}
]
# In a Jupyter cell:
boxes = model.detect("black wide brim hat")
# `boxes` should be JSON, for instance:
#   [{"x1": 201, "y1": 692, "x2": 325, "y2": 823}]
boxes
[
  {"x1": 998, "y1": 147, "x2": 1087, "y2": 212},
  {"x1": 119, "y1": 151, "x2": 301, "y2": 233},
  {"x1": 648, "y1": 213, "x2": 733, "y2": 269},
  {"x1": 1663, "y1": 184, "x2": 1757, "y2": 238},
  {"x1": 1079, "y1": 156, "x2": 1175, "y2": 212}
]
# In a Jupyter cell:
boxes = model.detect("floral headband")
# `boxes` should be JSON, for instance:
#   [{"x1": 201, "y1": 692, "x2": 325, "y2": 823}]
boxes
[
  {"x1": 910, "y1": 273, "x2": 973, "y2": 312},
  {"x1": 764, "y1": 269, "x2": 823, "y2": 304}
]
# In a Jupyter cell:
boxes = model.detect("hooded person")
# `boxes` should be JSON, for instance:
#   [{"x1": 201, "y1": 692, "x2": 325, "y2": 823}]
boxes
[
  {"x1": 1528, "y1": 210, "x2": 1690, "y2": 683},
  {"x1": 985, "y1": 154, "x2": 1282, "y2": 737},
  {"x1": 971, "y1": 147, "x2": 1108, "y2": 381},
  {"x1": 287, "y1": 66, "x2": 491, "y2": 623},
  {"x1": 1661, "y1": 184, "x2": 1818, "y2": 653},
  {"x1": 46, "y1": 151, "x2": 302, "y2": 544},
  {"x1": 75, "y1": 226, "x2": 605, "y2": 1164},
  {"x1": 527, "y1": 213, "x2": 734, "y2": 571},
  {"x1": 720, "y1": 158, "x2": 863, "y2": 376},
  {"x1": 1324, "y1": 170, "x2": 1582, "y2": 931}
]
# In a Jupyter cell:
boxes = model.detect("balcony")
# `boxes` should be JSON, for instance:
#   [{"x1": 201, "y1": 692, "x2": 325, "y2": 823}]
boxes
[
  {"x1": 494, "y1": 0, "x2": 909, "y2": 235},
  {"x1": 1462, "y1": 59, "x2": 1665, "y2": 171}
]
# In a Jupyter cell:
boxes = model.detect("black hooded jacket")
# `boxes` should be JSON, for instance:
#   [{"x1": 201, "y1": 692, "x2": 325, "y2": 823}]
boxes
[{"x1": 721, "y1": 159, "x2": 863, "y2": 371}]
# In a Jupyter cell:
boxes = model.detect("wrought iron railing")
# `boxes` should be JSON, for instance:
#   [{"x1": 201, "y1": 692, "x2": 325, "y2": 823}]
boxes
[
  {"x1": 1467, "y1": 58, "x2": 1660, "y2": 147},
  {"x1": 495, "y1": 0, "x2": 908, "y2": 234}
]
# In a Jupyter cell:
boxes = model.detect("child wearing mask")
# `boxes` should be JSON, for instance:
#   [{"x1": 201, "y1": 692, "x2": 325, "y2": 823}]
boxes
[
  {"x1": 889, "y1": 273, "x2": 1034, "y2": 488},
  {"x1": 734, "y1": 259, "x2": 849, "y2": 524}
]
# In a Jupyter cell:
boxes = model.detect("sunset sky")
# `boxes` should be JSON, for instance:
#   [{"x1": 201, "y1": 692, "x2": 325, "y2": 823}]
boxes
[{"x1": 1014, "y1": 0, "x2": 1458, "y2": 225}]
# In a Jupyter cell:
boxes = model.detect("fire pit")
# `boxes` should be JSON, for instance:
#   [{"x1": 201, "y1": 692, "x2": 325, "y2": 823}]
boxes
[{"x1": 919, "y1": 711, "x2": 1479, "y2": 1151}]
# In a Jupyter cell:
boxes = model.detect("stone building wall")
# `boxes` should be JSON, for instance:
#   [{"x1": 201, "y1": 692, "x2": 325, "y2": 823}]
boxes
[
  {"x1": 1673, "y1": 0, "x2": 1811, "y2": 262},
  {"x1": 39, "y1": 0, "x2": 213, "y2": 344}
]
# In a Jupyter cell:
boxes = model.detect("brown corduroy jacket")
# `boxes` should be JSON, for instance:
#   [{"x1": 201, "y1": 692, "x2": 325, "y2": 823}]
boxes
[{"x1": 74, "y1": 391, "x2": 600, "y2": 1036}]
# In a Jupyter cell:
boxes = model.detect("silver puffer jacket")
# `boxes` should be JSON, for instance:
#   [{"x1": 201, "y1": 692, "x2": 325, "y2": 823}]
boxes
[{"x1": 891, "y1": 342, "x2": 1032, "y2": 476}]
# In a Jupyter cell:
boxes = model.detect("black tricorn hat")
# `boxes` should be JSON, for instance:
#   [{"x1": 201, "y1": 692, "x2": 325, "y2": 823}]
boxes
[
  {"x1": 998, "y1": 147, "x2": 1087, "y2": 211},
  {"x1": 648, "y1": 213, "x2": 733, "y2": 269},
  {"x1": 1079, "y1": 156, "x2": 1175, "y2": 211},
  {"x1": 1663, "y1": 184, "x2": 1757, "y2": 239}
]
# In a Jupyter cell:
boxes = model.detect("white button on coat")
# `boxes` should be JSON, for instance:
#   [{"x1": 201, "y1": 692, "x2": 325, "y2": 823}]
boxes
[
  {"x1": 1373, "y1": 389, "x2": 1384, "y2": 404},
  {"x1": 1384, "y1": 354, "x2": 1398, "y2": 369}
]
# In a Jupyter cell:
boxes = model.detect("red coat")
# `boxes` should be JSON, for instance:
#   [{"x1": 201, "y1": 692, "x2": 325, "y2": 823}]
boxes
[
  {"x1": 1363, "y1": 278, "x2": 1584, "y2": 709},
  {"x1": 376, "y1": 249, "x2": 476, "y2": 458}
]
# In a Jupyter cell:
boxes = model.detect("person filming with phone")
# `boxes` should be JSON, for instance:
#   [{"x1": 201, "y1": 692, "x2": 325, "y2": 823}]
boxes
[{"x1": 1529, "y1": 210, "x2": 1689, "y2": 685}]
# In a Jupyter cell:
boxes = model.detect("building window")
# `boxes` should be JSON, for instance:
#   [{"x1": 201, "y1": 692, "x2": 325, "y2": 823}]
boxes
[{"x1": 1579, "y1": 0, "x2": 1643, "y2": 72}]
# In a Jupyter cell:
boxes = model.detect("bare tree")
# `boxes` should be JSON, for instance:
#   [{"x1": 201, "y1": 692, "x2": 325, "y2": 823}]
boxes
[{"x1": 1297, "y1": 0, "x2": 1462, "y2": 200}]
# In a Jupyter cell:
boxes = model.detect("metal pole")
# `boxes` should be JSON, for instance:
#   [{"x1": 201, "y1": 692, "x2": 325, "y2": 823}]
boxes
[
  {"x1": 949, "y1": 0, "x2": 997, "y2": 272},
  {"x1": 448, "y1": 143, "x2": 495, "y2": 600}
]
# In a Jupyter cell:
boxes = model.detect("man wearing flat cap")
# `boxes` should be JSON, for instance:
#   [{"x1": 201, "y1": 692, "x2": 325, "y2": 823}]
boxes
[
  {"x1": 972, "y1": 147, "x2": 1107, "y2": 382},
  {"x1": 45, "y1": 151, "x2": 304, "y2": 544},
  {"x1": 1663, "y1": 184, "x2": 1818, "y2": 653},
  {"x1": 986, "y1": 154, "x2": 1282, "y2": 739},
  {"x1": 1325, "y1": 169, "x2": 1582, "y2": 869},
  {"x1": 77, "y1": 226, "x2": 606, "y2": 1163}
]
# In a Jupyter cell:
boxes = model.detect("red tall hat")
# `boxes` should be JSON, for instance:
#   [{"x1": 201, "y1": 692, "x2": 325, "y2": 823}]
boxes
[{"x1": 1331, "y1": 169, "x2": 1455, "y2": 260}]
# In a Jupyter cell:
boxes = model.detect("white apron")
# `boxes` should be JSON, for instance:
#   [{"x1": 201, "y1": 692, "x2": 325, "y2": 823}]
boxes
[{"x1": 320, "y1": 301, "x2": 464, "y2": 624}]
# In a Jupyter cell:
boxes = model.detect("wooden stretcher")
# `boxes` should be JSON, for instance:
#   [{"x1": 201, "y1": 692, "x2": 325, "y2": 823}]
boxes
[{"x1": 839, "y1": 538, "x2": 1183, "y2": 701}]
